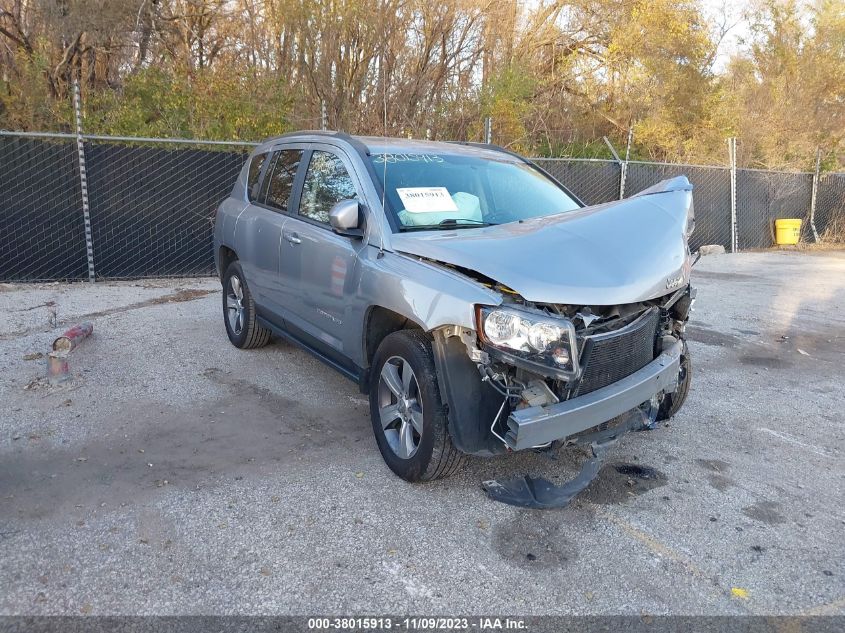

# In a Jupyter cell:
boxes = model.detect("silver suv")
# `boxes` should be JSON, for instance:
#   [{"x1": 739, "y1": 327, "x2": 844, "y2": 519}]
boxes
[{"x1": 214, "y1": 132, "x2": 694, "y2": 483}]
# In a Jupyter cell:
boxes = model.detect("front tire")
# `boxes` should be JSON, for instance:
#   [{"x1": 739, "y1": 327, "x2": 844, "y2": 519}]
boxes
[
  {"x1": 369, "y1": 330, "x2": 464, "y2": 482},
  {"x1": 658, "y1": 341, "x2": 691, "y2": 420},
  {"x1": 222, "y1": 261, "x2": 271, "y2": 349}
]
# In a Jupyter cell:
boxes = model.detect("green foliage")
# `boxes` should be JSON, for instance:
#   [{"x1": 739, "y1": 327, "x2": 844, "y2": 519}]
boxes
[
  {"x1": 84, "y1": 69, "x2": 292, "y2": 141},
  {"x1": 725, "y1": 0, "x2": 845, "y2": 169},
  {"x1": 0, "y1": 51, "x2": 73, "y2": 131},
  {"x1": 0, "y1": 0, "x2": 840, "y2": 167}
]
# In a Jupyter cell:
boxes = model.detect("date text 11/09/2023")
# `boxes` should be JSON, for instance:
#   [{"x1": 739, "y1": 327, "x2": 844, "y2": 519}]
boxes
[{"x1": 307, "y1": 617, "x2": 527, "y2": 630}]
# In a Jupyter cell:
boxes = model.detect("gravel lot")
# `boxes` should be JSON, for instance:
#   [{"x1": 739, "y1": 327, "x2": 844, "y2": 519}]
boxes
[{"x1": 1, "y1": 251, "x2": 843, "y2": 616}]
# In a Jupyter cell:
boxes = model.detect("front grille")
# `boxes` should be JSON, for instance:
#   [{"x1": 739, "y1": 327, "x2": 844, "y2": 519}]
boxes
[{"x1": 573, "y1": 307, "x2": 660, "y2": 396}]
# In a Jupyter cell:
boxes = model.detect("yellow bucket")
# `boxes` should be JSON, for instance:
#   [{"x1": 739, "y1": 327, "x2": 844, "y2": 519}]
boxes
[{"x1": 774, "y1": 218, "x2": 802, "y2": 245}]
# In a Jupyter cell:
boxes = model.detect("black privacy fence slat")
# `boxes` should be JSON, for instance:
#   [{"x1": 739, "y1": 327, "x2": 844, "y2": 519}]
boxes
[
  {"x1": 736, "y1": 169, "x2": 813, "y2": 249},
  {"x1": 625, "y1": 163, "x2": 732, "y2": 252},
  {"x1": 533, "y1": 159, "x2": 621, "y2": 205},
  {"x1": 0, "y1": 136, "x2": 88, "y2": 281},
  {"x1": 1, "y1": 133, "x2": 844, "y2": 283},
  {"x1": 84, "y1": 142, "x2": 249, "y2": 278},
  {"x1": 536, "y1": 159, "x2": 733, "y2": 252},
  {"x1": 816, "y1": 173, "x2": 845, "y2": 238}
]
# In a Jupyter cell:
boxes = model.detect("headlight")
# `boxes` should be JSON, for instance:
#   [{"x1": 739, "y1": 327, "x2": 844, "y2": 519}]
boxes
[
  {"x1": 476, "y1": 306, "x2": 578, "y2": 376},
  {"x1": 528, "y1": 322, "x2": 564, "y2": 351}
]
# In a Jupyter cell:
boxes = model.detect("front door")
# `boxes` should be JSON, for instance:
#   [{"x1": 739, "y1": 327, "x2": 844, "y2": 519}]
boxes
[{"x1": 278, "y1": 147, "x2": 365, "y2": 364}]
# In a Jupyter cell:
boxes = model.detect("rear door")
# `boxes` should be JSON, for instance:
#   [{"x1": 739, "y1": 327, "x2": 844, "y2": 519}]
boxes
[
  {"x1": 241, "y1": 145, "x2": 306, "y2": 322},
  {"x1": 277, "y1": 145, "x2": 366, "y2": 366},
  {"x1": 233, "y1": 150, "x2": 271, "y2": 295}
]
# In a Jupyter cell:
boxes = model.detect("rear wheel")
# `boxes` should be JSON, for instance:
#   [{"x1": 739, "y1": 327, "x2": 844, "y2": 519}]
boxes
[
  {"x1": 222, "y1": 261, "x2": 271, "y2": 349},
  {"x1": 369, "y1": 330, "x2": 464, "y2": 482}
]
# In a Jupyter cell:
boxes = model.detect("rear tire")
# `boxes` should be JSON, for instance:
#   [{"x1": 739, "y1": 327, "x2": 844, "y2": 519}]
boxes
[
  {"x1": 658, "y1": 341, "x2": 691, "y2": 420},
  {"x1": 369, "y1": 330, "x2": 464, "y2": 482},
  {"x1": 222, "y1": 261, "x2": 271, "y2": 349}
]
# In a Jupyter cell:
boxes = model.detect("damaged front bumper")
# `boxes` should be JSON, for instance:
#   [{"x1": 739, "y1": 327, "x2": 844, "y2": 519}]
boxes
[
  {"x1": 482, "y1": 407, "x2": 650, "y2": 509},
  {"x1": 502, "y1": 340, "x2": 683, "y2": 450}
]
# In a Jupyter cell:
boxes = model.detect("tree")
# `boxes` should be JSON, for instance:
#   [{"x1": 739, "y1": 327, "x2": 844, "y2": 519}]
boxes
[
  {"x1": 0, "y1": 0, "x2": 841, "y2": 168},
  {"x1": 724, "y1": 0, "x2": 845, "y2": 169}
]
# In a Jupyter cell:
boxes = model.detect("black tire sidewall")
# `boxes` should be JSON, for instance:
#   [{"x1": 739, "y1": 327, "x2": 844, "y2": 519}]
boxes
[
  {"x1": 369, "y1": 331, "x2": 447, "y2": 482},
  {"x1": 658, "y1": 341, "x2": 691, "y2": 420}
]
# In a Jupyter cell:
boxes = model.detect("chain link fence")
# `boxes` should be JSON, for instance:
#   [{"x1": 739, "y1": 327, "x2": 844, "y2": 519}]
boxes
[
  {"x1": 816, "y1": 173, "x2": 845, "y2": 241},
  {"x1": 83, "y1": 139, "x2": 251, "y2": 278},
  {"x1": 628, "y1": 162, "x2": 731, "y2": 252},
  {"x1": 535, "y1": 159, "x2": 622, "y2": 205},
  {"x1": 0, "y1": 135, "x2": 89, "y2": 281},
  {"x1": 1, "y1": 131, "x2": 844, "y2": 283},
  {"x1": 0, "y1": 133, "x2": 253, "y2": 282},
  {"x1": 736, "y1": 169, "x2": 816, "y2": 249}
]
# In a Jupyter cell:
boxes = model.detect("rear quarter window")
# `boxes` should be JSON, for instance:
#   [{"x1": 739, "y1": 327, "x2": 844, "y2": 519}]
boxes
[{"x1": 247, "y1": 152, "x2": 269, "y2": 201}]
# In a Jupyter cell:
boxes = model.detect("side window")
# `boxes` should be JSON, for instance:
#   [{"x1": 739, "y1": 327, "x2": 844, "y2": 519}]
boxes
[
  {"x1": 298, "y1": 150, "x2": 357, "y2": 224},
  {"x1": 264, "y1": 149, "x2": 303, "y2": 211},
  {"x1": 246, "y1": 152, "x2": 269, "y2": 202}
]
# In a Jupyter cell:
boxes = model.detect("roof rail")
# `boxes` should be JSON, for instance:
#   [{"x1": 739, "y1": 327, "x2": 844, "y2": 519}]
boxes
[{"x1": 259, "y1": 129, "x2": 359, "y2": 144}]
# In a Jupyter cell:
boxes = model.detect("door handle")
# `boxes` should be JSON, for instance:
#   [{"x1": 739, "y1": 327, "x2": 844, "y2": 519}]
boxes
[{"x1": 283, "y1": 231, "x2": 301, "y2": 245}]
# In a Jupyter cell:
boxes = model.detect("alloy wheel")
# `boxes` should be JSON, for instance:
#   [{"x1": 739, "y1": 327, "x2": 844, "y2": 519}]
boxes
[
  {"x1": 377, "y1": 356, "x2": 423, "y2": 459},
  {"x1": 226, "y1": 275, "x2": 245, "y2": 335}
]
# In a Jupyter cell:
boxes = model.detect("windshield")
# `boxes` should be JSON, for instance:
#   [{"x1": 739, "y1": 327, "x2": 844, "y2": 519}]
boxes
[{"x1": 369, "y1": 151, "x2": 581, "y2": 230}]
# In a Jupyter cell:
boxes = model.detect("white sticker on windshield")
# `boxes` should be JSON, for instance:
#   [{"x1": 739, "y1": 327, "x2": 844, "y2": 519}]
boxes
[{"x1": 396, "y1": 187, "x2": 458, "y2": 213}]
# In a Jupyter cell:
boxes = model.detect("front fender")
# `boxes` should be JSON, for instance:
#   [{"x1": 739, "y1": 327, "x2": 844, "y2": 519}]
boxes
[{"x1": 359, "y1": 250, "x2": 502, "y2": 332}]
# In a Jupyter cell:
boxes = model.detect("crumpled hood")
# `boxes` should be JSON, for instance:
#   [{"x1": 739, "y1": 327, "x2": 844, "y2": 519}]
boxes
[{"x1": 390, "y1": 177, "x2": 694, "y2": 306}]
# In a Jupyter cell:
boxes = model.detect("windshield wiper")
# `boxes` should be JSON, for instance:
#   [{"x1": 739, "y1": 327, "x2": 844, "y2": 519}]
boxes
[{"x1": 401, "y1": 218, "x2": 496, "y2": 231}]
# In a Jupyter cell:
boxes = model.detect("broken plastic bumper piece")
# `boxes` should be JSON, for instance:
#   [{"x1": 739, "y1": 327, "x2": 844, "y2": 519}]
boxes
[
  {"x1": 503, "y1": 341, "x2": 683, "y2": 451},
  {"x1": 482, "y1": 408, "x2": 648, "y2": 509}
]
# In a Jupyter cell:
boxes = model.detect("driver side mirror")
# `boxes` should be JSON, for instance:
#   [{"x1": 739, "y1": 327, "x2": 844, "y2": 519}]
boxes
[{"x1": 329, "y1": 199, "x2": 363, "y2": 238}]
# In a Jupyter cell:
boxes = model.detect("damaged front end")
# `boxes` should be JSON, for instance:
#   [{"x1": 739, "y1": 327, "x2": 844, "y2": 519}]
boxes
[
  {"x1": 432, "y1": 286, "x2": 694, "y2": 508},
  {"x1": 433, "y1": 284, "x2": 694, "y2": 456},
  {"x1": 423, "y1": 176, "x2": 697, "y2": 460},
  {"x1": 421, "y1": 176, "x2": 697, "y2": 508},
  {"x1": 484, "y1": 286, "x2": 695, "y2": 450},
  {"x1": 480, "y1": 406, "x2": 651, "y2": 509}
]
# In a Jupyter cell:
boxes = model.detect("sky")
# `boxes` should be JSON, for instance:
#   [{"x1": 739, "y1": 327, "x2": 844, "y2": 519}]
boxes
[{"x1": 700, "y1": 0, "x2": 753, "y2": 72}]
